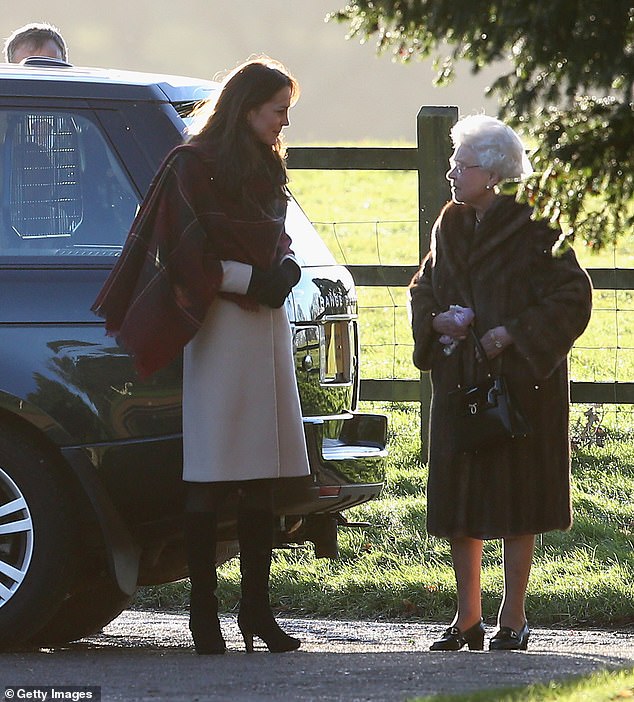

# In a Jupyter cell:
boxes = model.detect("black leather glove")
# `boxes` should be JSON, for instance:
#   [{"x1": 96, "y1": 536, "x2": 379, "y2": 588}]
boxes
[
  {"x1": 247, "y1": 259, "x2": 301, "y2": 308},
  {"x1": 279, "y1": 258, "x2": 301, "y2": 287}
]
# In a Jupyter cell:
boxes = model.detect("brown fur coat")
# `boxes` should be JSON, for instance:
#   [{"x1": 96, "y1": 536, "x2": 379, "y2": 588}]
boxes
[{"x1": 409, "y1": 195, "x2": 592, "y2": 539}]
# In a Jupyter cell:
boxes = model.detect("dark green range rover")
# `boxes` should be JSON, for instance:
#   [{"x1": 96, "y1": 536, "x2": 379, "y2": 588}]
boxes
[{"x1": 0, "y1": 58, "x2": 386, "y2": 648}]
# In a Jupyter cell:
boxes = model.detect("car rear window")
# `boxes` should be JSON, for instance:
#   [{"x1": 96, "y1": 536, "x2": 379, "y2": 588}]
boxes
[
  {"x1": 0, "y1": 109, "x2": 138, "y2": 257},
  {"x1": 0, "y1": 106, "x2": 336, "y2": 267}
]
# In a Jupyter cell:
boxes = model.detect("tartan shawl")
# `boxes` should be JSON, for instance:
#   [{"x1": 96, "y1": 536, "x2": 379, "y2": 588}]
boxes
[{"x1": 91, "y1": 143, "x2": 290, "y2": 378}]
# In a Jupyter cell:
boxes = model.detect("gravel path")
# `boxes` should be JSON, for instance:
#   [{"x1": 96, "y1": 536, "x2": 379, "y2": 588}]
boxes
[{"x1": 0, "y1": 610, "x2": 632, "y2": 701}]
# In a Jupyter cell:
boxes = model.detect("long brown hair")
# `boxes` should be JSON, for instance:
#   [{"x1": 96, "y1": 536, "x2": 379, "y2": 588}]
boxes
[{"x1": 188, "y1": 57, "x2": 299, "y2": 212}]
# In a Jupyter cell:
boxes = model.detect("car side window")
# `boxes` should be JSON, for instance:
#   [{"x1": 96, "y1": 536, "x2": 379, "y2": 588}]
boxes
[{"x1": 0, "y1": 109, "x2": 138, "y2": 256}]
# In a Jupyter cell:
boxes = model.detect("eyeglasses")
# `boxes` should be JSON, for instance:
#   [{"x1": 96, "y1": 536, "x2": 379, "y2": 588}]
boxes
[{"x1": 449, "y1": 162, "x2": 482, "y2": 175}]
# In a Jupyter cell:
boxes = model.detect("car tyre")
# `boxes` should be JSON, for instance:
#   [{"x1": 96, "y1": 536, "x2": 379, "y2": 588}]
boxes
[
  {"x1": 28, "y1": 581, "x2": 133, "y2": 645},
  {"x1": 0, "y1": 427, "x2": 77, "y2": 649}
]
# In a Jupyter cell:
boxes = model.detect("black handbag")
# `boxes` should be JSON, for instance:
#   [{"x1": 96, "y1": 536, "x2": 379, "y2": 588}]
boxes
[{"x1": 448, "y1": 328, "x2": 531, "y2": 453}]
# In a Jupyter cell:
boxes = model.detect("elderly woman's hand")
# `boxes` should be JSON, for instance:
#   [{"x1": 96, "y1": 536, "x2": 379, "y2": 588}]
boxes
[
  {"x1": 480, "y1": 326, "x2": 513, "y2": 359},
  {"x1": 432, "y1": 306, "x2": 474, "y2": 340}
]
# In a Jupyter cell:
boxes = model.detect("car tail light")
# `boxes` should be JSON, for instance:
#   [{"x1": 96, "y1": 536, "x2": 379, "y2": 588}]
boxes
[{"x1": 320, "y1": 319, "x2": 353, "y2": 384}]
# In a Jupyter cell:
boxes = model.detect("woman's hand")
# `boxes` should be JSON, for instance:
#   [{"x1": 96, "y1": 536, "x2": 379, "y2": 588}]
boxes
[
  {"x1": 480, "y1": 325, "x2": 513, "y2": 359},
  {"x1": 247, "y1": 259, "x2": 301, "y2": 308},
  {"x1": 432, "y1": 307, "x2": 474, "y2": 341}
]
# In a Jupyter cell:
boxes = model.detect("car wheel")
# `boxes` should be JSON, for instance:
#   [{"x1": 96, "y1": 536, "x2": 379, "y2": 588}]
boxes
[
  {"x1": 0, "y1": 429, "x2": 77, "y2": 649},
  {"x1": 28, "y1": 581, "x2": 133, "y2": 645}
]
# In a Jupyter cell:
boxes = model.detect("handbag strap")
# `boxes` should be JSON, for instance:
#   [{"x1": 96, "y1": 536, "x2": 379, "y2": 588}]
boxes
[{"x1": 468, "y1": 326, "x2": 494, "y2": 377}]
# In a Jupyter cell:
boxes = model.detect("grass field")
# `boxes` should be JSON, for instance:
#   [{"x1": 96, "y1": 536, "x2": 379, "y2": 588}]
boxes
[
  {"x1": 412, "y1": 668, "x2": 634, "y2": 702},
  {"x1": 135, "y1": 159, "x2": 634, "y2": 630}
]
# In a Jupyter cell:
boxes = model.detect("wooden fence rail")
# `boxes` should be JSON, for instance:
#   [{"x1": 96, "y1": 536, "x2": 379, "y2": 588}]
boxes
[
  {"x1": 287, "y1": 106, "x2": 634, "y2": 428},
  {"x1": 341, "y1": 265, "x2": 634, "y2": 405}
]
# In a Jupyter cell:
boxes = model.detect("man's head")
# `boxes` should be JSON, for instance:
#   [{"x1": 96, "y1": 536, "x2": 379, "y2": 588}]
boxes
[{"x1": 4, "y1": 23, "x2": 68, "y2": 64}]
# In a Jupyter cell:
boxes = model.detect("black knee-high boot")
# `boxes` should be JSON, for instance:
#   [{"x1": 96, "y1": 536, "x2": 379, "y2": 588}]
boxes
[
  {"x1": 184, "y1": 511, "x2": 226, "y2": 655},
  {"x1": 236, "y1": 504, "x2": 300, "y2": 653}
]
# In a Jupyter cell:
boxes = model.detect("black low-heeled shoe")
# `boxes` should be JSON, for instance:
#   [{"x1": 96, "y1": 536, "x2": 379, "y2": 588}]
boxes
[
  {"x1": 429, "y1": 620, "x2": 485, "y2": 651},
  {"x1": 489, "y1": 621, "x2": 530, "y2": 651}
]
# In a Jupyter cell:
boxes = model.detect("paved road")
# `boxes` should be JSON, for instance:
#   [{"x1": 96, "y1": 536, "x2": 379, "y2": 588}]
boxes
[{"x1": 0, "y1": 610, "x2": 632, "y2": 701}]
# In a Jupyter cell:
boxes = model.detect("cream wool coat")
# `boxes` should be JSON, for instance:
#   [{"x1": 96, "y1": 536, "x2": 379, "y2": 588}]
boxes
[{"x1": 182, "y1": 261, "x2": 310, "y2": 483}]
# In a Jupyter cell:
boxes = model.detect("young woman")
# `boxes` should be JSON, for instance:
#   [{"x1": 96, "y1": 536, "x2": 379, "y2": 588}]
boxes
[{"x1": 92, "y1": 58, "x2": 309, "y2": 655}]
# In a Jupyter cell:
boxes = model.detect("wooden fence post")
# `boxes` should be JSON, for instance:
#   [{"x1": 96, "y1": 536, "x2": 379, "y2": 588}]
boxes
[{"x1": 415, "y1": 106, "x2": 459, "y2": 455}]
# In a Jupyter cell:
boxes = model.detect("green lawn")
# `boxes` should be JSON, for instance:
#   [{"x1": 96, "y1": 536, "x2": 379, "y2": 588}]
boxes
[{"x1": 410, "y1": 668, "x2": 634, "y2": 702}]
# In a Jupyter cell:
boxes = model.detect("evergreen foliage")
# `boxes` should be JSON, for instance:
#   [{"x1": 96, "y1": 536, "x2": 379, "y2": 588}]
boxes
[{"x1": 329, "y1": 1, "x2": 634, "y2": 248}]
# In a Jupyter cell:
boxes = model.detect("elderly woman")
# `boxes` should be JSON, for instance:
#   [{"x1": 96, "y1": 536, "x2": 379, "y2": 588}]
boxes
[{"x1": 409, "y1": 115, "x2": 592, "y2": 651}]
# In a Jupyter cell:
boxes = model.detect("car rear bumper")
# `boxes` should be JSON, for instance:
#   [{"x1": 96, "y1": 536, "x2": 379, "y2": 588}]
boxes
[{"x1": 274, "y1": 411, "x2": 387, "y2": 516}]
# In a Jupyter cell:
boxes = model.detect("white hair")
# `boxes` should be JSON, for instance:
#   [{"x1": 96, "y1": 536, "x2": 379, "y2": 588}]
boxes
[{"x1": 450, "y1": 114, "x2": 533, "y2": 180}]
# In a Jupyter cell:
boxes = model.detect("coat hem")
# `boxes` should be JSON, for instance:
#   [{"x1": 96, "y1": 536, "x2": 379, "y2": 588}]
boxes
[{"x1": 427, "y1": 521, "x2": 573, "y2": 540}]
